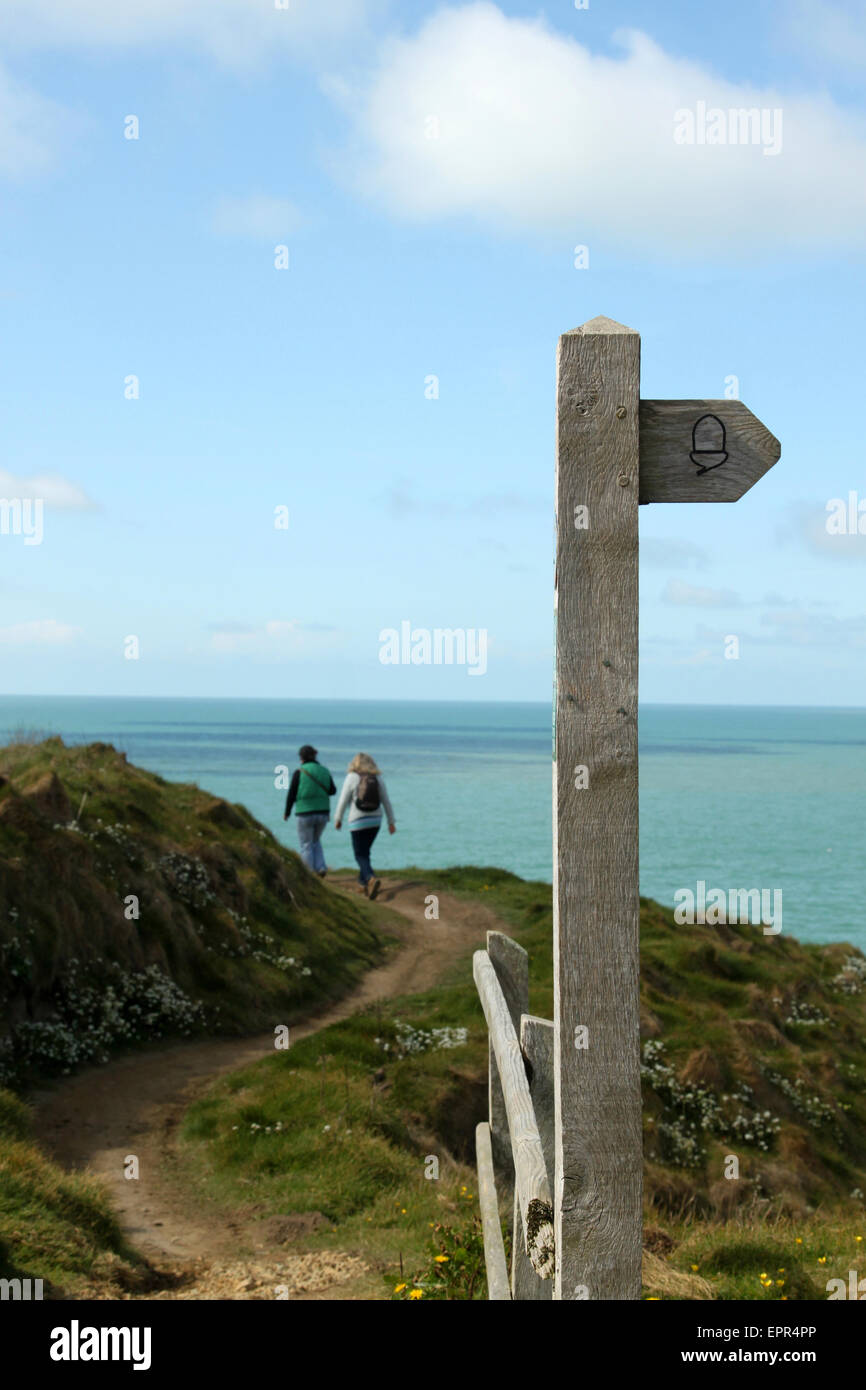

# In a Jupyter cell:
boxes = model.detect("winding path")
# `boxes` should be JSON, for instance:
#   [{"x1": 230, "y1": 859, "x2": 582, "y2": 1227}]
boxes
[{"x1": 31, "y1": 879, "x2": 501, "y2": 1299}]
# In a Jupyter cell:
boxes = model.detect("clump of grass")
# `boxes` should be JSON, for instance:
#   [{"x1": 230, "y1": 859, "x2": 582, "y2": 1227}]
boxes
[
  {"x1": 4, "y1": 726, "x2": 55, "y2": 748},
  {"x1": 0, "y1": 1087, "x2": 151, "y2": 1295},
  {"x1": 643, "y1": 1251, "x2": 713, "y2": 1300},
  {"x1": 388, "y1": 1205, "x2": 493, "y2": 1300}
]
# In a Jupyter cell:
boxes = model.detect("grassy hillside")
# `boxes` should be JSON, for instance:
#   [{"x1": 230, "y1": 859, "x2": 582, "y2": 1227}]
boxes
[
  {"x1": 176, "y1": 867, "x2": 866, "y2": 1299},
  {"x1": 0, "y1": 736, "x2": 388, "y2": 1086}
]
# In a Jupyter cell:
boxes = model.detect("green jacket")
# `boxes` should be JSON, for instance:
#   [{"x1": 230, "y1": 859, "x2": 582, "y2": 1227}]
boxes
[{"x1": 292, "y1": 761, "x2": 334, "y2": 815}]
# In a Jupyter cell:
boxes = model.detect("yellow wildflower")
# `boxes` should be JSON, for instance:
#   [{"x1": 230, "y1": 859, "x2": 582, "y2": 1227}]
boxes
[
  {"x1": 394, "y1": 1283, "x2": 407, "y2": 1293},
  {"x1": 434, "y1": 1255, "x2": 449, "y2": 1263},
  {"x1": 408, "y1": 1288, "x2": 423, "y2": 1300}
]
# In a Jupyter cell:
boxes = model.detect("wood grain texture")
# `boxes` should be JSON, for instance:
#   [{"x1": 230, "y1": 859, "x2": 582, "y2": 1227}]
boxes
[
  {"x1": 487, "y1": 932, "x2": 529, "y2": 1187},
  {"x1": 473, "y1": 949, "x2": 554, "y2": 1278},
  {"x1": 511, "y1": 1015, "x2": 554, "y2": 1301},
  {"x1": 475, "y1": 1121, "x2": 511, "y2": 1301},
  {"x1": 554, "y1": 316, "x2": 642, "y2": 1300},
  {"x1": 639, "y1": 399, "x2": 780, "y2": 503}
]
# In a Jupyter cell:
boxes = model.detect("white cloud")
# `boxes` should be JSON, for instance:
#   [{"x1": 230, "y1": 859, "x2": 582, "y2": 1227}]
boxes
[
  {"x1": 0, "y1": 0, "x2": 372, "y2": 66},
  {"x1": 210, "y1": 619, "x2": 341, "y2": 654},
  {"x1": 0, "y1": 1, "x2": 371, "y2": 172},
  {"x1": 383, "y1": 478, "x2": 546, "y2": 518},
  {"x1": 684, "y1": 607, "x2": 866, "y2": 650},
  {"x1": 757, "y1": 607, "x2": 866, "y2": 648},
  {"x1": 0, "y1": 619, "x2": 82, "y2": 645},
  {"x1": 672, "y1": 646, "x2": 715, "y2": 667},
  {"x1": 329, "y1": 2, "x2": 866, "y2": 257},
  {"x1": 662, "y1": 579, "x2": 741, "y2": 607},
  {"x1": 776, "y1": 499, "x2": 866, "y2": 559},
  {"x1": 208, "y1": 621, "x2": 255, "y2": 635},
  {"x1": 641, "y1": 537, "x2": 708, "y2": 570},
  {"x1": 212, "y1": 195, "x2": 305, "y2": 239},
  {"x1": 0, "y1": 472, "x2": 95, "y2": 511},
  {"x1": 0, "y1": 61, "x2": 69, "y2": 175},
  {"x1": 0, "y1": 470, "x2": 95, "y2": 508}
]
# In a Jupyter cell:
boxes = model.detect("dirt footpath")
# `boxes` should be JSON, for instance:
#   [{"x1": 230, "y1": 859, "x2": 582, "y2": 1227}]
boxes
[{"x1": 31, "y1": 879, "x2": 502, "y2": 1300}]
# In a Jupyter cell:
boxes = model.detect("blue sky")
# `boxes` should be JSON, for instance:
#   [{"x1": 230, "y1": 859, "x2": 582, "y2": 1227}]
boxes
[{"x1": 1, "y1": 0, "x2": 865, "y2": 703}]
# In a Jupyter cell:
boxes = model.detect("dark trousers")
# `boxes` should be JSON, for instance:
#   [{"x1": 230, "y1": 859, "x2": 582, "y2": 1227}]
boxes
[{"x1": 351, "y1": 825, "x2": 380, "y2": 884}]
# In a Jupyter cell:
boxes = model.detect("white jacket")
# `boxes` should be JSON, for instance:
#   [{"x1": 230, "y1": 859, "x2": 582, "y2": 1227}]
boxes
[{"x1": 334, "y1": 771, "x2": 395, "y2": 829}]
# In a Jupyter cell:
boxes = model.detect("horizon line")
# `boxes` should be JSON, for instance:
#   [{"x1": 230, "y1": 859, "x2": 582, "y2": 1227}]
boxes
[{"x1": 1, "y1": 694, "x2": 865, "y2": 713}]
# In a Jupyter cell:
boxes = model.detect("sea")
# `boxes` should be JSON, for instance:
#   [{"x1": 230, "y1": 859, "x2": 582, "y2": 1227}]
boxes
[{"x1": 0, "y1": 696, "x2": 863, "y2": 950}]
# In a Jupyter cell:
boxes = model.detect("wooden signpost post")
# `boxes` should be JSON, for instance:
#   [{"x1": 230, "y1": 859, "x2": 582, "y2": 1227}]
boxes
[{"x1": 553, "y1": 316, "x2": 780, "y2": 1300}]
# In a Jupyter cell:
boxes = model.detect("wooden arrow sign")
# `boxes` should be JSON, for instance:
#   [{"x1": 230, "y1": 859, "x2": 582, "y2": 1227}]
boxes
[{"x1": 639, "y1": 398, "x2": 781, "y2": 503}]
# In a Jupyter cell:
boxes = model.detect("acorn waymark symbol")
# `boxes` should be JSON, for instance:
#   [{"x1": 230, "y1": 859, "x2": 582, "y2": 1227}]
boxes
[{"x1": 689, "y1": 413, "x2": 729, "y2": 475}]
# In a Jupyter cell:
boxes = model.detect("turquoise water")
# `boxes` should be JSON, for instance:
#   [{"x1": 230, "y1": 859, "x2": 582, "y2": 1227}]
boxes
[{"x1": 0, "y1": 697, "x2": 863, "y2": 948}]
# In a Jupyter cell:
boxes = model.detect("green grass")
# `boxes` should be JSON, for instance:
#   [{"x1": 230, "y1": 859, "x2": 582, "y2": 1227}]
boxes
[
  {"x1": 176, "y1": 990, "x2": 488, "y2": 1289},
  {"x1": 175, "y1": 866, "x2": 866, "y2": 1299},
  {"x1": 651, "y1": 1217, "x2": 865, "y2": 1301}
]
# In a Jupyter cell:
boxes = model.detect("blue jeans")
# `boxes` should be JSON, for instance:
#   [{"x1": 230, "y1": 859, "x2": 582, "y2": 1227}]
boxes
[
  {"x1": 297, "y1": 813, "x2": 329, "y2": 873},
  {"x1": 351, "y1": 825, "x2": 380, "y2": 884}
]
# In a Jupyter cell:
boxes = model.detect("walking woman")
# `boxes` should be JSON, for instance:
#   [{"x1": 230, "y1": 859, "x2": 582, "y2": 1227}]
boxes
[
  {"x1": 333, "y1": 752, "x2": 396, "y2": 899},
  {"x1": 283, "y1": 744, "x2": 337, "y2": 877}
]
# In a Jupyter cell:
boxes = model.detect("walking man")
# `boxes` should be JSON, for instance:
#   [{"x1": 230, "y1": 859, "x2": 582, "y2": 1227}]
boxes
[{"x1": 283, "y1": 744, "x2": 337, "y2": 877}]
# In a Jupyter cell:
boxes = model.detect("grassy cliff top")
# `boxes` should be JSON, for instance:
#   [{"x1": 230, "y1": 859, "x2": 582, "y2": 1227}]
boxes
[
  {"x1": 0, "y1": 736, "x2": 386, "y2": 1085},
  {"x1": 175, "y1": 867, "x2": 866, "y2": 1301}
]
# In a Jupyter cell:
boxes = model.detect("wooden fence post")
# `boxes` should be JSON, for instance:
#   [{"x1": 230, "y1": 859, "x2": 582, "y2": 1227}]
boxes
[
  {"x1": 475, "y1": 1122, "x2": 511, "y2": 1300},
  {"x1": 511, "y1": 1015, "x2": 554, "y2": 1300},
  {"x1": 553, "y1": 316, "x2": 642, "y2": 1300},
  {"x1": 474, "y1": 950, "x2": 554, "y2": 1277},
  {"x1": 487, "y1": 931, "x2": 529, "y2": 1185}
]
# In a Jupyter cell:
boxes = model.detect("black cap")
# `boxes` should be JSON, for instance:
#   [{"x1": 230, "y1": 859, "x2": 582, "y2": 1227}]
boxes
[{"x1": 298, "y1": 744, "x2": 318, "y2": 761}]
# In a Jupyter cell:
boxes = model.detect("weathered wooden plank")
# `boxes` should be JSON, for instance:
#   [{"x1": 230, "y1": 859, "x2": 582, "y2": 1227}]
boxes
[
  {"x1": 473, "y1": 950, "x2": 554, "y2": 1278},
  {"x1": 511, "y1": 1015, "x2": 554, "y2": 1301},
  {"x1": 475, "y1": 1121, "x2": 511, "y2": 1301},
  {"x1": 554, "y1": 315, "x2": 642, "y2": 1300},
  {"x1": 639, "y1": 398, "x2": 780, "y2": 503},
  {"x1": 487, "y1": 931, "x2": 529, "y2": 1186}
]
